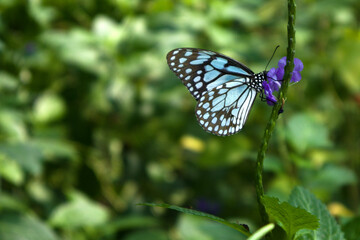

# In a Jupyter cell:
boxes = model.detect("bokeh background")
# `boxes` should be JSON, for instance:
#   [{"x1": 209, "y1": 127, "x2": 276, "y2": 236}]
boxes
[{"x1": 0, "y1": 0, "x2": 359, "y2": 239}]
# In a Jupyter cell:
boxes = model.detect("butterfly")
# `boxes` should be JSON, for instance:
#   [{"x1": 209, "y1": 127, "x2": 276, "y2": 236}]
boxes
[{"x1": 167, "y1": 48, "x2": 267, "y2": 136}]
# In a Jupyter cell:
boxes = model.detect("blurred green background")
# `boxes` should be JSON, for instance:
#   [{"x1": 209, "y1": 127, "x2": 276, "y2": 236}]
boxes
[{"x1": 0, "y1": 0, "x2": 359, "y2": 239}]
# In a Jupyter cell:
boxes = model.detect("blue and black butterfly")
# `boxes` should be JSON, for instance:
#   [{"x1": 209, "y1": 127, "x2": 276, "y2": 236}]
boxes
[{"x1": 167, "y1": 48, "x2": 267, "y2": 136}]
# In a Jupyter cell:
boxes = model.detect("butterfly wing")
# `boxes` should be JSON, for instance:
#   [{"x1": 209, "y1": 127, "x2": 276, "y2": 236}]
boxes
[
  {"x1": 167, "y1": 48, "x2": 254, "y2": 100},
  {"x1": 196, "y1": 79, "x2": 258, "y2": 136}
]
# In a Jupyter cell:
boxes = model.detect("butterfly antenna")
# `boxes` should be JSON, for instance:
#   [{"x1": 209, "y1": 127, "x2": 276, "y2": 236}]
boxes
[{"x1": 265, "y1": 45, "x2": 280, "y2": 72}]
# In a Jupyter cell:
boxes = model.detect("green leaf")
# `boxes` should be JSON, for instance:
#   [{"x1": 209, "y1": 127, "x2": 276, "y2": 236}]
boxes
[
  {"x1": 0, "y1": 71, "x2": 18, "y2": 90},
  {"x1": 0, "y1": 109, "x2": 27, "y2": 141},
  {"x1": 49, "y1": 191, "x2": 110, "y2": 229},
  {"x1": 177, "y1": 214, "x2": 247, "y2": 240},
  {"x1": 335, "y1": 28, "x2": 360, "y2": 92},
  {"x1": 0, "y1": 155, "x2": 24, "y2": 185},
  {"x1": 33, "y1": 94, "x2": 66, "y2": 123},
  {"x1": 28, "y1": 0, "x2": 56, "y2": 27},
  {"x1": 0, "y1": 142, "x2": 43, "y2": 175},
  {"x1": 342, "y1": 216, "x2": 360, "y2": 240},
  {"x1": 27, "y1": 180, "x2": 53, "y2": 203},
  {"x1": 288, "y1": 187, "x2": 345, "y2": 240},
  {"x1": 262, "y1": 196, "x2": 319, "y2": 239},
  {"x1": 32, "y1": 139, "x2": 78, "y2": 162},
  {"x1": 100, "y1": 216, "x2": 160, "y2": 237},
  {"x1": 0, "y1": 211, "x2": 58, "y2": 240},
  {"x1": 307, "y1": 164, "x2": 356, "y2": 192},
  {"x1": 41, "y1": 30, "x2": 104, "y2": 75},
  {"x1": 247, "y1": 223, "x2": 275, "y2": 240},
  {"x1": 0, "y1": 194, "x2": 27, "y2": 212},
  {"x1": 286, "y1": 113, "x2": 331, "y2": 153},
  {"x1": 123, "y1": 229, "x2": 168, "y2": 240},
  {"x1": 140, "y1": 203, "x2": 250, "y2": 237}
]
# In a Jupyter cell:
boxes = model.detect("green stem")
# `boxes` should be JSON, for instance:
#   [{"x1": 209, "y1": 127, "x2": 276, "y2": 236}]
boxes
[{"x1": 255, "y1": 0, "x2": 296, "y2": 234}]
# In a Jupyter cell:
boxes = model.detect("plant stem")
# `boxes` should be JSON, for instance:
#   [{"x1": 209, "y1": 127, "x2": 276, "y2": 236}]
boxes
[{"x1": 255, "y1": 0, "x2": 296, "y2": 234}]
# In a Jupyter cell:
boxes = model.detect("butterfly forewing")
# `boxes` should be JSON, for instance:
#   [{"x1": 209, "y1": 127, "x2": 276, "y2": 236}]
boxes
[
  {"x1": 166, "y1": 48, "x2": 254, "y2": 100},
  {"x1": 167, "y1": 48, "x2": 265, "y2": 136}
]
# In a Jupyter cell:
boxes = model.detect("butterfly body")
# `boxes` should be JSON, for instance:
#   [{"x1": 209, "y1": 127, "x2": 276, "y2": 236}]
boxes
[{"x1": 167, "y1": 48, "x2": 266, "y2": 136}]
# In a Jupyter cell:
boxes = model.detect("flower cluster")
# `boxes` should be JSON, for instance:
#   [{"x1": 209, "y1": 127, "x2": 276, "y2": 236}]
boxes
[{"x1": 262, "y1": 57, "x2": 304, "y2": 105}]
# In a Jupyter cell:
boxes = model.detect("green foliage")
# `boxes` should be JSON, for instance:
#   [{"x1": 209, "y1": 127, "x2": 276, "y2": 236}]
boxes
[
  {"x1": 0, "y1": 0, "x2": 359, "y2": 239},
  {"x1": 262, "y1": 196, "x2": 318, "y2": 239},
  {"x1": 100, "y1": 215, "x2": 161, "y2": 236},
  {"x1": 177, "y1": 214, "x2": 247, "y2": 240},
  {"x1": 140, "y1": 203, "x2": 250, "y2": 237},
  {"x1": 123, "y1": 229, "x2": 168, "y2": 240},
  {"x1": 0, "y1": 143, "x2": 43, "y2": 175},
  {"x1": 0, "y1": 71, "x2": 18, "y2": 90},
  {"x1": 289, "y1": 187, "x2": 345, "y2": 240},
  {"x1": 305, "y1": 164, "x2": 356, "y2": 193},
  {"x1": 33, "y1": 93, "x2": 66, "y2": 123},
  {"x1": 49, "y1": 192, "x2": 110, "y2": 229},
  {"x1": 342, "y1": 217, "x2": 360, "y2": 240},
  {"x1": 285, "y1": 113, "x2": 331, "y2": 153},
  {"x1": 0, "y1": 194, "x2": 27, "y2": 212},
  {"x1": 0, "y1": 211, "x2": 58, "y2": 240},
  {"x1": 0, "y1": 156, "x2": 24, "y2": 185}
]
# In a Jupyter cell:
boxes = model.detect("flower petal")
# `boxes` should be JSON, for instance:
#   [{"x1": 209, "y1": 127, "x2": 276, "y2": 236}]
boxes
[
  {"x1": 269, "y1": 79, "x2": 281, "y2": 91},
  {"x1": 278, "y1": 57, "x2": 287, "y2": 68},
  {"x1": 262, "y1": 81, "x2": 278, "y2": 106},
  {"x1": 294, "y1": 58, "x2": 304, "y2": 71},
  {"x1": 291, "y1": 71, "x2": 301, "y2": 83},
  {"x1": 276, "y1": 67, "x2": 284, "y2": 80},
  {"x1": 267, "y1": 68, "x2": 277, "y2": 80},
  {"x1": 266, "y1": 94, "x2": 277, "y2": 106},
  {"x1": 262, "y1": 81, "x2": 272, "y2": 95}
]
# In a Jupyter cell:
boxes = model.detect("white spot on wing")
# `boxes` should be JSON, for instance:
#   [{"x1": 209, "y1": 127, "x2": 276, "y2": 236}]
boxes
[
  {"x1": 196, "y1": 82, "x2": 203, "y2": 89},
  {"x1": 194, "y1": 76, "x2": 201, "y2": 82},
  {"x1": 179, "y1": 58, "x2": 187, "y2": 63}
]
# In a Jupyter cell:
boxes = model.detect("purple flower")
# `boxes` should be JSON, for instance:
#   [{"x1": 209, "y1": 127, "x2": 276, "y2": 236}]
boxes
[
  {"x1": 294, "y1": 58, "x2": 304, "y2": 71},
  {"x1": 291, "y1": 71, "x2": 302, "y2": 83},
  {"x1": 278, "y1": 57, "x2": 287, "y2": 68},
  {"x1": 278, "y1": 56, "x2": 303, "y2": 83},
  {"x1": 262, "y1": 81, "x2": 277, "y2": 105},
  {"x1": 267, "y1": 68, "x2": 282, "y2": 91},
  {"x1": 263, "y1": 57, "x2": 303, "y2": 106}
]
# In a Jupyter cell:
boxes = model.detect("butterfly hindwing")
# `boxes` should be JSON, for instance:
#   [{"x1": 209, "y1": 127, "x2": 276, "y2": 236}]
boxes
[
  {"x1": 166, "y1": 48, "x2": 254, "y2": 100},
  {"x1": 195, "y1": 78, "x2": 258, "y2": 136}
]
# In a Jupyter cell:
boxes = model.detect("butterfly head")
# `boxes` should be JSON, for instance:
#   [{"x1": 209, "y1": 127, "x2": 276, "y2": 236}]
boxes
[{"x1": 262, "y1": 71, "x2": 268, "y2": 80}]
